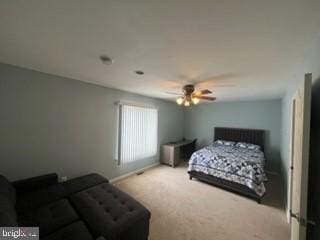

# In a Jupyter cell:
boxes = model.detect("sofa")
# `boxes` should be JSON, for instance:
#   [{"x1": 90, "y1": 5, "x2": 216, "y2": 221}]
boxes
[{"x1": 0, "y1": 173, "x2": 151, "y2": 240}]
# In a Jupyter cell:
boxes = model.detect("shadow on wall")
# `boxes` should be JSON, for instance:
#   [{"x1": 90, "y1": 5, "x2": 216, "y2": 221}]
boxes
[
  {"x1": 196, "y1": 139, "x2": 211, "y2": 149},
  {"x1": 308, "y1": 77, "x2": 320, "y2": 240},
  {"x1": 264, "y1": 130, "x2": 281, "y2": 172}
]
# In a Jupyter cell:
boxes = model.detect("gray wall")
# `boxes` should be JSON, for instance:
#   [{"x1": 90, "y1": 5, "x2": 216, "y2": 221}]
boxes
[
  {"x1": 0, "y1": 63, "x2": 284, "y2": 183},
  {"x1": 184, "y1": 100, "x2": 282, "y2": 172},
  {"x1": 0, "y1": 63, "x2": 184, "y2": 181}
]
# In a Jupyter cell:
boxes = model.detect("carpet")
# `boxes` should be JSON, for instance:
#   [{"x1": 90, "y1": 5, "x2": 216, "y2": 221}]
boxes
[{"x1": 114, "y1": 163, "x2": 290, "y2": 240}]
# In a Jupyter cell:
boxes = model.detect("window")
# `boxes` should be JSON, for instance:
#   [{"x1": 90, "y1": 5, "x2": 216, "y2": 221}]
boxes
[{"x1": 117, "y1": 103, "x2": 158, "y2": 164}]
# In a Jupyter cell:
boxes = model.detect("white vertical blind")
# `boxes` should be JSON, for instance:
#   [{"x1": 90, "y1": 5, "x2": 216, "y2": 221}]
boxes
[{"x1": 118, "y1": 104, "x2": 158, "y2": 164}]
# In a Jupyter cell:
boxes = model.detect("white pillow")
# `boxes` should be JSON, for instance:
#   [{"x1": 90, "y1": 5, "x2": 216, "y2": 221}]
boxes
[
  {"x1": 215, "y1": 140, "x2": 235, "y2": 146},
  {"x1": 235, "y1": 142, "x2": 261, "y2": 151}
]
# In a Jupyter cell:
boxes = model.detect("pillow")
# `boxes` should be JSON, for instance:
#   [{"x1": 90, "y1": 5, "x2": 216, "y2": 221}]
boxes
[
  {"x1": 235, "y1": 142, "x2": 261, "y2": 151},
  {"x1": 215, "y1": 140, "x2": 235, "y2": 146}
]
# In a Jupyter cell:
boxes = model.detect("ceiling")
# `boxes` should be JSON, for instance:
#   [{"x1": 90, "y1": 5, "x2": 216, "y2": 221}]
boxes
[{"x1": 1, "y1": 0, "x2": 320, "y2": 102}]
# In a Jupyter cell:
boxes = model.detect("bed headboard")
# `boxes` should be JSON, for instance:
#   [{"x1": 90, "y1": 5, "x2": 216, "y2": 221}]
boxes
[{"x1": 214, "y1": 127, "x2": 265, "y2": 150}]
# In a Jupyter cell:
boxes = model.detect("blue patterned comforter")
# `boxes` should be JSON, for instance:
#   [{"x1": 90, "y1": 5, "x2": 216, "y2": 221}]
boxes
[{"x1": 188, "y1": 144, "x2": 267, "y2": 196}]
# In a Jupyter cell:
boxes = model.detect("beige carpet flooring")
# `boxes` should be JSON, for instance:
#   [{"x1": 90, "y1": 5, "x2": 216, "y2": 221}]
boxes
[{"x1": 113, "y1": 163, "x2": 290, "y2": 240}]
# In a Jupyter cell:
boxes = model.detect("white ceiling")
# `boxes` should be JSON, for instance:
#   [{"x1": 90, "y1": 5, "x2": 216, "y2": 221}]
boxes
[{"x1": 1, "y1": 0, "x2": 320, "y2": 101}]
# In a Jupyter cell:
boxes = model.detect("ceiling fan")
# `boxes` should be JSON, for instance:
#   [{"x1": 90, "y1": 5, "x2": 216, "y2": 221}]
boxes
[{"x1": 167, "y1": 84, "x2": 216, "y2": 106}]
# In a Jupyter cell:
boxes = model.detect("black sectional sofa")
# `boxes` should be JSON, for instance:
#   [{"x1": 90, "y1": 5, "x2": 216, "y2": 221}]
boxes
[{"x1": 0, "y1": 173, "x2": 151, "y2": 240}]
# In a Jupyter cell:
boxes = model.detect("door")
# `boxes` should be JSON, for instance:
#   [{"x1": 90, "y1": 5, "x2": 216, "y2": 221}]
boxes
[{"x1": 290, "y1": 74, "x2": 312, "y2": 240}]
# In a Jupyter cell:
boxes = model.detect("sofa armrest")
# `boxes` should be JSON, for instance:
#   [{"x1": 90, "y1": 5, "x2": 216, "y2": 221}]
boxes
[{"x1": 12, "y1": 173, "x2": 58, "y2": 195}]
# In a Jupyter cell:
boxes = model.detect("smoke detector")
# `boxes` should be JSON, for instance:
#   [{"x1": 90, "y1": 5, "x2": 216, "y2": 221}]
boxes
[
  {"x1": 135, "y1": 70, "x2": 144, "y2": 75},
  {"x1": 100, "y1": 55, "x2": 113, "y2": 65}
]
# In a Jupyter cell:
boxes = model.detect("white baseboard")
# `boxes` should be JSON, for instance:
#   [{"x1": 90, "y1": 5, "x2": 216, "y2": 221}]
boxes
[{"x1": 110, "y1": 162, "x2": 160, "y2": 183}]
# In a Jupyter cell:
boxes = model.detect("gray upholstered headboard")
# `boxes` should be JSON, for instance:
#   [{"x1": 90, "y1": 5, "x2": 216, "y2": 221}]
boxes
[{"x1": 214, "y1": 127, "x2": 265, "y2": 150}]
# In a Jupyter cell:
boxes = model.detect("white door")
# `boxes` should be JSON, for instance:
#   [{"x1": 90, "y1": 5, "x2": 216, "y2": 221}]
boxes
[{"x1": 290, "y1": 74, "x2": 312, "y2": 240}]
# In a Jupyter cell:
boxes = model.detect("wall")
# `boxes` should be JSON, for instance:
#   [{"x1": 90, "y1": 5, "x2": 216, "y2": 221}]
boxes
[
  {"x1": 184, "y1": 100, "x2": 282, "y2": 172},
  {"x1": 0, "y1": 63, "x2": 184, "y2": 181}
]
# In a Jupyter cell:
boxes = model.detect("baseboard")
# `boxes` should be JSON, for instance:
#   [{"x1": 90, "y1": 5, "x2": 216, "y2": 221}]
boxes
[{"x1": 110, "y1": 162, "x2": 160, "y2": 183}]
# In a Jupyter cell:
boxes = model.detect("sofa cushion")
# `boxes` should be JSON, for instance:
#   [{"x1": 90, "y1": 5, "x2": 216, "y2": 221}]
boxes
[
  {"x1": 70, "y1": 183, "x2": 150, "y2": 240},
  {"x1": 16, "y1": 174, "x2": 107, "y2": 212},
  {"x1": 19, "y1": 199, "x2": 79, "y2": 237},
  {"x1": 16, "y1": 184, "x2": 66, "y2": 212},
  {"x1": 62, "y1": 174, "x2": 108, "y2": 195},
  {"x1": 0, "y1": 196, "x2": 18, "y2": 226},
  {"x1": 0, "y1": 175, "x2": 16, "y2": 204},
  {"x1": 42, "y1": 221, "x2": 94, "y2": 240}
]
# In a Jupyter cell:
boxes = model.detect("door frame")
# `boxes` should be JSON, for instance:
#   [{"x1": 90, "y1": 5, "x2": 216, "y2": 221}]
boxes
[
  {"x1": 287, "y1": 99, "x2": 296, "y2": 223},
  {"x1": 289, "y1": 74, "x2": 312, "y2": 240}
]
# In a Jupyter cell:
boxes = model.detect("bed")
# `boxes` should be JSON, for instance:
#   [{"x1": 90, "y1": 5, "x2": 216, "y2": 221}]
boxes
[{"x1": 188, "y1": 127, "x2": 267, "y2": 203}]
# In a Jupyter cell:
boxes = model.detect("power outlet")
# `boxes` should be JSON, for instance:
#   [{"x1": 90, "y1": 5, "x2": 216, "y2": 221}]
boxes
[{"x1": 61, "y1": 176, "x2": 68, "y2": 182}]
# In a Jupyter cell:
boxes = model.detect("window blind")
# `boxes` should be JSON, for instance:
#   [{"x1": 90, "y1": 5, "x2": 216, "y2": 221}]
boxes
[{"x1": 118, "y1": 104, "x2": 158, "y2": 164}]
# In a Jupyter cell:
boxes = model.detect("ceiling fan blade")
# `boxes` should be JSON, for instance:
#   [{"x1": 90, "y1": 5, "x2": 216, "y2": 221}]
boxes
[
  {"x1": 165, "y1": 91, "x2": 182, "y2": 95},
  {"x1": 192, "y1": 89, "x2": 212, "y2": 96},
  {"x1": 197, "y1": 96, "x2": 217, "y2": 101},
  {"x1": 160, "y1": 80, "x2": 184, "y2": 89},
  {"x1": 193, "y1": 89, "x2": 212, "y2": 96},
  {"x1": 193, "y1": 73, "x2": 238, "y2": 89},
  {"x1": 196, "y1": 82, "x2": 235, "y2": 88},
  {"x1": 200, "y1": 89, "x2": 212, "y2": 95},
  {"x1": 210, "y1": 84, "x2": 235, "y2": 87}
]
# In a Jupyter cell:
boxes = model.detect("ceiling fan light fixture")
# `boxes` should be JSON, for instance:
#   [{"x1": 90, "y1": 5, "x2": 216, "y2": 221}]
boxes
[
  {"x1": 184, "y1": 100, "x2": 190, "y2": 107},
  {"x1": 170, "y1": 84, "x2": 216, "y2": 106},
  {"x1": 192, "y1": 97, "x2": 200, "y2": 104},
  {"x1": 176, "y1": 97, "x2": 184, "y2": 105}
]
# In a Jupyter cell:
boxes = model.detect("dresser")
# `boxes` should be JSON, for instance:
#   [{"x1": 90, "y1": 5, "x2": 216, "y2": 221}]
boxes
[{"x1": 160, "y1": 140, "x2": 193, "y2": 167}]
